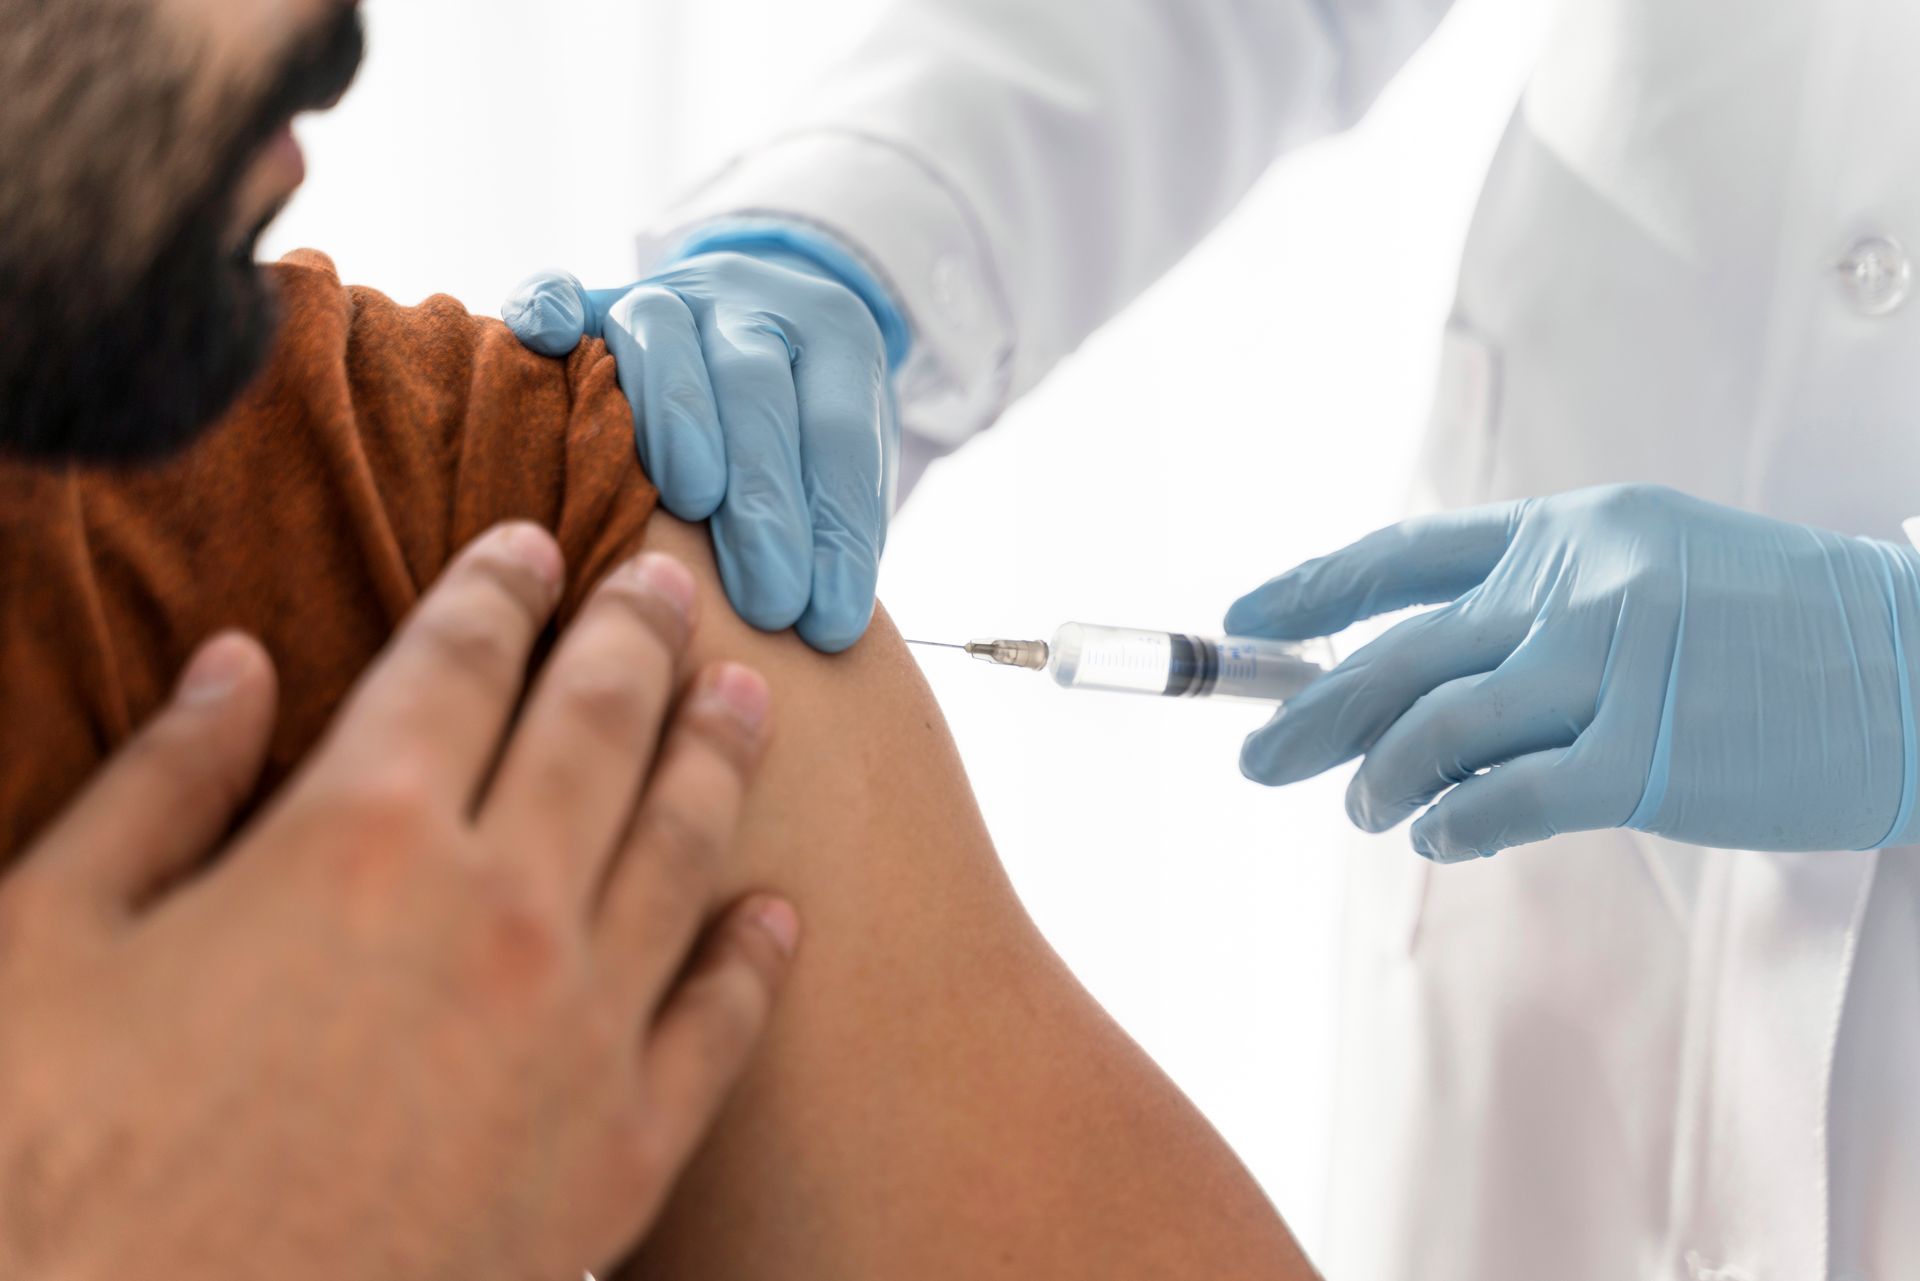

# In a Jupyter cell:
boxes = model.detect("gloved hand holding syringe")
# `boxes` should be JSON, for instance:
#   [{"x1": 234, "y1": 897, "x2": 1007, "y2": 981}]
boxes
[{"x1": 907, "y1": 623, "x2": 1331, "y2": 703}]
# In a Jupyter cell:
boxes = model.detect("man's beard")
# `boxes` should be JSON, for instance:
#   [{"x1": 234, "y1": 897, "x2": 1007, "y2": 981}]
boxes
[{"x1": 0, "y1": 5, "x2": 366, "y2": 465}]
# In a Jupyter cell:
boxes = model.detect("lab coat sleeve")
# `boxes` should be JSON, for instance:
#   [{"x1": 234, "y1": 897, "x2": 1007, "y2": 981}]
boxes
[{"x1": 645, "y1": 0, "x2": 1457, "y2": 458}]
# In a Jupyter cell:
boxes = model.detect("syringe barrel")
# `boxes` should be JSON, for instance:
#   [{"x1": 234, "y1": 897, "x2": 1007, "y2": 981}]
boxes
[{"x1": 1047, "y1": 623, "x2": 1326, "y2": 702}]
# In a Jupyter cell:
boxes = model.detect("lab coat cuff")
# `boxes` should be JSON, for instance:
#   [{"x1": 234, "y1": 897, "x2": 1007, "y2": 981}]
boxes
[
  {"x1": 1874, "y1": 526, "x2": 1920, "y2": 847},
  {"x1": 638, "y1": 130, "x2": 1017, "y2": 452}
]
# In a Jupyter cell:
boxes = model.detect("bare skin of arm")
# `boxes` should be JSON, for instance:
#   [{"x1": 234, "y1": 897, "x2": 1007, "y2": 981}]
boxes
[{"x1": 624, "y1": 515, "x2": 1315, "y2": 1281}]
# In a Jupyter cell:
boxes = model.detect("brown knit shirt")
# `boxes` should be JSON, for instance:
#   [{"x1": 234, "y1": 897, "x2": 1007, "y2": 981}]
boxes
[{"x1": 0, "y1": 250, "x2": 657, "y2": 855}]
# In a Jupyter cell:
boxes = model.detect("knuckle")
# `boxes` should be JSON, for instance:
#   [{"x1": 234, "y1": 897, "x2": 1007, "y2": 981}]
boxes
[
  {"x1": 679, "y1": 705, "x2": 763, "y2": 781},
  {"x1": 1595, "y1": 757, "x2": 1647, "y2": 819},
  {"x1": 806, "y1": 281, "x2": 878, "y2": 336},
  {"x1": 468, "y1": 872, "x2": 568, "y2": 995},
  {"x1": 452, "y1": 538, "x2": 557, "y2": 623},
  {"x1": 591, "y1": 572, "x2": 692, "y2": 653},
  {"x1": 609, "y1": 284, "x2": 674, "y2": 330},
  {"x1": 1586, "y1": 481, "x2": 1676, "y2": 520},
  {"x1": 337, "y1": 758, "x2": 439, "y2": 827},
  {"x1": 695, "y1": 963, "x2": 776, "y2": 1065},
  {"x1": 706, "y1": 342, "x2": 791, "y2": 392},
  {"x1": 412, "y1": 601, "x2": 526, "y2": 691},
  {"x1": 635, "y1": 802, "x2": 724, "y2": 894},
  {"x1": 1506, "y1": 766, "x2": 1557, "y2": 817},
  {"x1": 308, "y1": 770, "x2": 443, "y2": 895},
  {"x1": 699, "y1": 250, "x2": 761, "y2": 280},
  {"x1": 812, "y1": 474, "x2": 887, "y2": 533},
  {"x1": 121, "y1": 717, "x2": 249, "y2": 814},
  {"x1": 1419, "y1": 689, "x2": 1475, "y2": 747},
  {"x1": 550, "y1": 658, "x2": 662, "y2": 751}
]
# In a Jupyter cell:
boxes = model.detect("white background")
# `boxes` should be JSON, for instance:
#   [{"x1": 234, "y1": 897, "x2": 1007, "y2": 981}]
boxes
[{"x1": 265, "y1": 0, "x2": 1548, "y2": 1258}]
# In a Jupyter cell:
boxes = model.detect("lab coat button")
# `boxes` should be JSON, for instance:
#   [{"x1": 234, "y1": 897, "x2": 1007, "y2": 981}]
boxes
[{"x1": 1836, "y1": 235, "x2": 1912, "y2": 316}]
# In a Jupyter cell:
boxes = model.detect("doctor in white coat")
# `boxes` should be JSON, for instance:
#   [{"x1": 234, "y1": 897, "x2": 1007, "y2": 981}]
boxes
[{"x1": 504, "y1": 3, "x2": 1920, "y2": 1278}]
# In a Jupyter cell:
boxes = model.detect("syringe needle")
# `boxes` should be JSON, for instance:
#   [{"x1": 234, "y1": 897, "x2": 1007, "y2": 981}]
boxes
[{"x1": 908, "y1": 636, "x2": 1052, "y2": 670}]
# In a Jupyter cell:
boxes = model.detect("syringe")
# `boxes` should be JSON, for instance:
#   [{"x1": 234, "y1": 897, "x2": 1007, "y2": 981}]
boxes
[{"x1": 907, "y1": 622, "x2": 1329, "y2": 703}]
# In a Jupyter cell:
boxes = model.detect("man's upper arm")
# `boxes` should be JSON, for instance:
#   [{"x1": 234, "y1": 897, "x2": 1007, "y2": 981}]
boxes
[{"x1": 622, "y1": 514, "x2": 1313, "y2": 1280}]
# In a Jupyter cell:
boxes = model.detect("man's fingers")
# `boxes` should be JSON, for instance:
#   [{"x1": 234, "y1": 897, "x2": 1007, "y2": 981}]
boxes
[
  {"x1": 1225, "y1": 500, "x2": 1528, "y2": 641},
  {"x1": 483, "y1": 553, "x2": 698, "y2": 906},
  {"x1": 1240, "y1": 603, "x2": 1528, "y2": 788},
  {"x1": 597, "y1": 662, "x2": 771, "y2": 1015},
  {"x1": 502, "y1": 270, "x2": 630, "y2": 357},
  {"x1": 606, "y1": 287, "x2": 728, "y2": 521},
  {"x1": 698, "y1": 310, "x2": 814, "y2": 633},
  {"x1": 322, "y1": 523, "x2": 563, "y2": 807},
  {"x1": 1344, "y1": 663, "x2": 1590, "y2": 834},
  {"x1": 1408, "y1": 743, "x2": 1636, "y2": 863},
  {"x1": 791, "y1": 328, "x2": 889, "y2": 653},
  {"x1": 636, "y1": 893, "x2": 798, "y2": 1178},
  {"x1": 8, "y1": 634, "x2": 277, "y2": 927}
]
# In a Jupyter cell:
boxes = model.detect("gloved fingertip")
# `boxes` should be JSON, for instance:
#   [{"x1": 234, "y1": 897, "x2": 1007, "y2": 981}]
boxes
[
  {"x1": 1344, "y1": 786, "x2": 1395, "y2": 836},
  {"x1": 795, "y1": 551, "x2": 880, "y2": 654},
  {"x1": 1410, "y1": 818, "x2": 1477, "y2": 865},
  {"x1": 795, "y1": 605, "x2": 870, "y2": 655},
  {"x1": 653, "y1": 437, "x2": 729, "y2": 524},
  {"x1": 656, "y1": 479, "x2": 727, "y2": 524},
  {"x1": 1240, "y1": 738, "x2": 1279, "y2": 787},
  {"x1": 502, "y1": 271, "x2": 591, "y2": 356},
  {"x1": 731, "y1": 595, "x2": 808, "y2": 636},
  {"x1": 1240, "y1": 726, "x2": 1296, "y2": 788},
  {"x1": 713, "y1": 529, "x2": 813, "y2": 635},
  {"x1": 1242, "y1": 702, "x2": 1347, "y2": 790},
  {"x1": 651, "y1": 442, "x2": 728, "y2": 522},
  {"x1": 732, "y1": 579, "x2": 810, "y2": 634},
  {"x1": 1224, "y1": 591, "x2": 1280, "y2": 637},
  {"x1": 1226, "y1": 582, "x2": 1327, "y2": 641}
]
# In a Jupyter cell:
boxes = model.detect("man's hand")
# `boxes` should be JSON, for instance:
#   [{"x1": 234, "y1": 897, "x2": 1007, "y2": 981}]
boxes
[
  {"x1": 0, "y1": 524, "x2": 797, "y2": 1281},
  {"x1": 1228, "y1": 484, "x2": 1920, "y2": 861},
  {"x1": 504, "y1": 248, "x2": 899, "y2": 654}
]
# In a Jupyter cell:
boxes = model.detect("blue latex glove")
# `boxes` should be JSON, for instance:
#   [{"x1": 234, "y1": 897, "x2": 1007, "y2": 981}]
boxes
[
  {"x1": 502, "y1": 231, "x2": 909, "y2": 652},
  {"x1": 1227, "y1": 484, "x2": 1920, "y2": 862}
]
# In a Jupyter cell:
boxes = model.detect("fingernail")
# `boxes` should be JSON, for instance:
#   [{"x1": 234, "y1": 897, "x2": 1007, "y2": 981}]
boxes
[
  {"x1": 748, "y1": 898, "x2": 801, "y2": 959},
  {"x1": 177, "y1": 634, "x2": 253, "y2": 705},
  {"x1": 627, "y1": 552, "x2": 697, "y2": 622},
  {"x1": 492, "y1": 522, "x2": 564, "y2": 595},
  {"x1": 701, "y1": 663, "x2": 771, "y2": 735}
]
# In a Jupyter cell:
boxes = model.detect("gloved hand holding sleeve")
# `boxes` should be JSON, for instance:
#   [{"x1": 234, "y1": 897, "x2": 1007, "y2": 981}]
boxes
[
  {"x1": 1227, "y1": 484, "x2": 1920, "y2": 862},
  {"x1": 503, "y1": 227, "x2": 910, "y2": 653}
]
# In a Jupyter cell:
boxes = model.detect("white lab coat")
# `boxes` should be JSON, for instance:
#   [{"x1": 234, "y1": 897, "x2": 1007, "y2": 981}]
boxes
[{"x1": 652, "y1": 2, "x2": 1920, "y2": 1277}]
